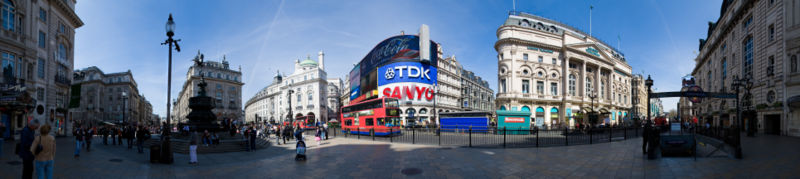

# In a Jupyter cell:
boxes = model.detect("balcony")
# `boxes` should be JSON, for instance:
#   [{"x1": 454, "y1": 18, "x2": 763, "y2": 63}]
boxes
[{"x1": 54, "y1": 75, "x2": 71, "y2": 85}]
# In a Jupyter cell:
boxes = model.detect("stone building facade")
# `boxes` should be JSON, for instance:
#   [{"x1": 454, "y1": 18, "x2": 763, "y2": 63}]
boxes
[
  {"x1": 244, "y1": 52, "x2": 328, "y2": 124},
  {"x1": 173, "y1": 53, "x2": 243, "y2": 124},
  {"x1": 460, "y1": 68, "x2": 494, "y2": 112},
  {"x1": 691, "y1": 0, "x2": 800, "y2": 136},
  {"x1": 325, "y1": 78, "x2": 342, "y2": 122},
  {"x1": 71, "y1": 67, "x2": 153, "y2": 126},
  {"x1": 495, "y1": 12, "x2": 634, "y2": 128},
  {"x1": 0, "y1": 0, "x2": 82, "y2": 137},
  {"x1": 630, "y1": 74, "x2": 647, "y2": 120}
]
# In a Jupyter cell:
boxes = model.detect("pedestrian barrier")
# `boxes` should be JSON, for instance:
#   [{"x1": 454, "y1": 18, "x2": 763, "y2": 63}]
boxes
[{"x1": 329, "y1": 126, "x2": 644, "y2": 148}]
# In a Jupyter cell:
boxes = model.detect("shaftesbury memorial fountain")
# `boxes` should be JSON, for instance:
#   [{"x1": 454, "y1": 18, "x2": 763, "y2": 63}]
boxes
[{"x1": 185, "y1": 52, "x2": 222, "y2": 132}]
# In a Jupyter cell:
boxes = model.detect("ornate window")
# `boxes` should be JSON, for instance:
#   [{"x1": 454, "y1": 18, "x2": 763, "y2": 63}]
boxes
[
  {"x1": 743, "y1": 36, "x2": 753, "y2": 78},
  {"x1": 522, "y1": 80, "x2": 530, "y2": 94},
  {"x1": 586, "y1": 78, "x2": 593, "y2": 94},
  {"x1": 1, "y1": 0, "x2": 14, "y2": 31},
  {"x1": 767, "y1": 91, "x2": 776, "y2": 103},
  {"x1": 568, "y1": 74, "x2": 576, "y2": 96},
  {"x1": 536, "y1": 81, "x2": 544, "y2": 94}
]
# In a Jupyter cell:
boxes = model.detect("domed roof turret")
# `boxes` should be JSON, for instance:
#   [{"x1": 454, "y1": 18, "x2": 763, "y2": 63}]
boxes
[{"x1": 299, "y1": 55, "x2": 318, "y2": 67}]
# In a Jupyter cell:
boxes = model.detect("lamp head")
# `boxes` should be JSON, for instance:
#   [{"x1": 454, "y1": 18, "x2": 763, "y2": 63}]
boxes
[{"x1": 166, "y1": 14, "x2": 175, "y2": 37}]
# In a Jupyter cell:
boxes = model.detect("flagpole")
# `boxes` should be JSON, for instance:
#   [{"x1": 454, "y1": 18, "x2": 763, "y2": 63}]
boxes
[{"x1": 590, "y1": 5, "x2": 593, "y2": 36}]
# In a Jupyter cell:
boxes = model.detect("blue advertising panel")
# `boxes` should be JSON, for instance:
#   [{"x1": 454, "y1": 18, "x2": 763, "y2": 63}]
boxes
[
  {"x1": 377, "y1": 61, "x2": 437, "y2": 85},
  {"x1": 349, "y1": 64, "x2": 361, "y2": 100}
]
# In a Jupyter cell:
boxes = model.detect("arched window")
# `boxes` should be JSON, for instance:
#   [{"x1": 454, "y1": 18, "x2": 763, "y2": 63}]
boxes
[
  {"x1": 521, "y1": 106, "x2": 530, "y2": 111},
  {"x1": 1, "y1": 0, "x2": 15, "y2": 31},
  {"x1": 568, "y1": 74, "x2": 576, "y2": 96},
  {"x1": 419, "y1": 108, "x2": 427, "y2": 114}
]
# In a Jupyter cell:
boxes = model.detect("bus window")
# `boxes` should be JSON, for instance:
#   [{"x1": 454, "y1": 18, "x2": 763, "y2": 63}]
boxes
[
  {"x1": 377, "y1": 118, "x2": 385, "y2": 126},
  {"x1": 365, "y1": 118, "x2": 374, "y2": 126},
  {"x1": 354, "y1": 117, "x2": 360, "y2": 126},
  {"x1": 344, "y1": 120, "x2": 352, "y2": 126},
  {"x1": 385, "y1": 98, "x2": 399, "y2": 108}
]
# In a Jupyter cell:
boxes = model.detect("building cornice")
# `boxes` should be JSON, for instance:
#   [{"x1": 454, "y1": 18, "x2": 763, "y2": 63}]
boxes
[{"x1": 48, "y1": 0, "x2": 83, "y2": 28}]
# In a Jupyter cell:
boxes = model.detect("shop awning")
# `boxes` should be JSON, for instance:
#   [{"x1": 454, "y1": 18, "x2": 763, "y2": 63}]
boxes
[{"x1": 788, "y1": 95, "x2": 800, "y2": 108}]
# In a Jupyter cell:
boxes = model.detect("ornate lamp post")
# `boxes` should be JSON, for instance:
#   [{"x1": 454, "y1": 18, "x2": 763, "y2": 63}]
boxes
[
  {"x1": 159, "y1": 14, "x2": 180, "y2": 164},
  {"x1": 587, "y1": 92, "x2": 597, "y2": 126}
]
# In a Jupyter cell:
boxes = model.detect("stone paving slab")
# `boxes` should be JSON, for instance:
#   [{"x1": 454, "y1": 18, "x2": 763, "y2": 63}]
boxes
[{"x1": 1, "y1": 133, "x2": 799, "y2": 178}]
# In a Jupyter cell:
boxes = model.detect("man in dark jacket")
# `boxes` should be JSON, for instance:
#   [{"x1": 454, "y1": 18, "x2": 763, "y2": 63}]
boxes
[
  {"x1": 102, "y1": 127, "x2": 109, "y2": 145},
  {"x1": 136, "y1": 126, "x2": 149, "y2": 153},
  {"x1": 643, "y1": 120, "x2": 652, "y2": 154},
  {"x1": 18, "y1": 119, "x2": 40, "y2": 179},
  {"x1": 111, "y1": 127, "x2": 117, "y2": 145}
]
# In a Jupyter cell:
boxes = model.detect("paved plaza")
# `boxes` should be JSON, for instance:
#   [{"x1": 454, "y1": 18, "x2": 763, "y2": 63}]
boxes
[{"x1": 1, "y1": 133, "x2": 799, "y2": 178}]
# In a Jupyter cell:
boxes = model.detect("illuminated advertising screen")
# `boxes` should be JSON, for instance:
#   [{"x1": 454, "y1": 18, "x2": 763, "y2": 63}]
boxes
[{"x1": 348, "y1": 35, "x2": 438, "y2": 102}]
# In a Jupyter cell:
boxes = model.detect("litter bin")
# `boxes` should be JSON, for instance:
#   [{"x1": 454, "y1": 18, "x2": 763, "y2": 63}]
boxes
[{"x1": 150, "y1": 144, "x2": 161, "y2": 163}]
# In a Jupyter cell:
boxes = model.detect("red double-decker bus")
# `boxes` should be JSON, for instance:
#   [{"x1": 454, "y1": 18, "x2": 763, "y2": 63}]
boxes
[
  {"x1": 340, "y1": 97, "x2": 402, "y2": 136},
  {"x1": 293, "y1": 116, "x2": 316, "y2": 130}
]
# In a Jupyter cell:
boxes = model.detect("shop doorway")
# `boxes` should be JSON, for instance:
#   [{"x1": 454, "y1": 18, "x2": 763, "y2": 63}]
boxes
[{"x1": 764, "y1": 114, "x2": 781, "y2": 135}]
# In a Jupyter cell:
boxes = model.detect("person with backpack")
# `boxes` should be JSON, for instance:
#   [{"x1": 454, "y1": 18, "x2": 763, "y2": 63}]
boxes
[
  {"x1": 275, "y1": 125, "x2": 282, "y2": 145},
  {"x1": 18, "y1": 119, "x2": 40, "y2": 179},
  {"x1": 31, "y1": 124, "x2": 56, "y2": 179}
]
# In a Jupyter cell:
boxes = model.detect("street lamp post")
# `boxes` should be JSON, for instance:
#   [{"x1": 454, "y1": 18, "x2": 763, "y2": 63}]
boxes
[
  {"x1": 731, "y1": 75, "x2": 747, "y2": 159},
  {"x1": 122, "y1": 92, "x2": 128, "y2": 124},
  {"x1": 159, "y1": 14, "x2": 180, "y2": 164},
  {"x1": 644, "y1": 76, "x2": 653, "y2": 123},
  {"x1": 287, "y1": 89, "x2": 294, "y2": 124},
  {"x1": 587, "y1": 92, "x2": 597, "y2": 126}
]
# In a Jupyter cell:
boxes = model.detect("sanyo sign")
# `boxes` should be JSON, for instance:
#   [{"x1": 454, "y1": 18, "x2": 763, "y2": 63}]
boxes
[{"x1": 378, "y1": 61, "x2": 437, "y2": 85}]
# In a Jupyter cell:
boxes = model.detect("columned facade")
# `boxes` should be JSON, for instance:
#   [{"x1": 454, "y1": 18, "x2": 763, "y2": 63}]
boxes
[{"x1": 495, "y1": 12, "x2": 633, "y2": 129}]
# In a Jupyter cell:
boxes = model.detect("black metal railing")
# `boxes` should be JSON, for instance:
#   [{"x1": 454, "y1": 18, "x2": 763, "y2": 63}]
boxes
[{"x1": 326, "y1": 126, "x2": 643, "y2": 148}]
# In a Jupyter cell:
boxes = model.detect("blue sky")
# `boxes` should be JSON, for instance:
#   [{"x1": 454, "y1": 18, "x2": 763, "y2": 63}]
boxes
[{"x1": 74, "y1": 0, "x2": 722, "y2": 117}]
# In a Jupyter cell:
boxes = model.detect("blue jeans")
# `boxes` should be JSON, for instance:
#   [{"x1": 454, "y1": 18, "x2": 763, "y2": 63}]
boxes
[
  {"x1": 75, "y1": 140, "x2": 83, "y2": 156},
  {"x1": 35, "y1": 160, "x2": 54, "y2": 179}
]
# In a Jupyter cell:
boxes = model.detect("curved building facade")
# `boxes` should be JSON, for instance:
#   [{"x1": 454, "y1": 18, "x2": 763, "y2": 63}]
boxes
[
  {"x1": 244, "y1": 52, "x2": 328, "y2": 124},
  {"x1": 495, "y1": 12, "x2": 633, "y2": 128}
]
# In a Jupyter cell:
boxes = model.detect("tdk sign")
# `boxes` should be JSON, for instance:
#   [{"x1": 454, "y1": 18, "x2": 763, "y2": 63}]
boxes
[{"x1": 378, "y1": 61, "x2": 437, "y2": 85}]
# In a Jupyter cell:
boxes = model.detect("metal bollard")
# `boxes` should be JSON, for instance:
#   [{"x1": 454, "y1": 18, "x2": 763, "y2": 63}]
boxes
[
  {"x1": 565, "y1": 127, "x2": 569, "y2": 146},
  {"x1": 438, "y1": 127, "x2": 441, "y2": 146},
  {"x1": 535, "y1": 127, "x2": 539, "y2": 147},
  {"x1": 389, "y1": 128, "x2": 393, "y2": 143},
  {"x1": 589, "y1": 128, "x2": 593, "y2": 144},
  {"x1": 469, "y1": 126, "x2": 472, "y2": 148},
  {"x1": 503, "y1": 127, "x2": 507, "y2": 148},
  {"x1": 412, "y1": 127, "x2": 415, "y2": 144},
  {"x1": 609, "y1": 127, "x2": 612, "y2": 142}
]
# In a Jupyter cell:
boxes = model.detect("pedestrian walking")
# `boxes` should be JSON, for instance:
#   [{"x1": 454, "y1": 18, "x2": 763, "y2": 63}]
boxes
[
  {"x1": 189, "y1": 130, "x2": 199, "y2": 165},
  {"x1": 249, "y1": 126, "x2": 257, "y2": 151},
  {"x1": 315, "y1": 128, "x2": 322, "y2": 146},
  {"x1": 136, "y1": 126, "x2": 149, "y2": 153},
  {"x1": 643, "y1": 120, "x2": 652, "y2": 155},
  {"x1": 18, "y1": 119, "x2": 40, "y2": 179},
  {"x1": 31, "y1": 124, "x2": 55, "y2": 179},
  {"x1": 85, "y1": 127, "x2": 94, "y2": 152},
  {"x1": 102, "y1": 127, "x2": 109, "y2": 145},
  {"x1": 323, "y1": 123, "x2": 328, "y2": 140},
  {"x1": 110, "y1": 127, "x2": 117, "y2": 145},
  {"x1": 127, "y1": 126, "x2": 135, "y2": 149},
  {"x1": 72, "y1": 126, "x2": 85, "y2": 158},
  {"x1": 275, "y1": 125, "x2": 282, "y2": 145}
]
